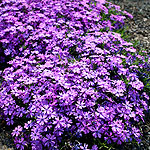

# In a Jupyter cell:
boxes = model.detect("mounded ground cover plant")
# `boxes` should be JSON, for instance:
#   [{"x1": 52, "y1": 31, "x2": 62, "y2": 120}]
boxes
[{"x1": 0, "y1": 0, "x2": 150, "y2": 149}]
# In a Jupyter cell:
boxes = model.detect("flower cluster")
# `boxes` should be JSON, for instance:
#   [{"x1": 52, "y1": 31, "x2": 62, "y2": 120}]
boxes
[
  {"x1": 0, "y1": 0, "x2": 132, "y2": 66},
  {"x1": 0, "y1": 0, "x2": 149, "y2": 150}
]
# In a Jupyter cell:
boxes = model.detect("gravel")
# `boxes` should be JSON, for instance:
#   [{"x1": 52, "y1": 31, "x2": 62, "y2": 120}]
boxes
[
  {"x1": 0, "y1": 118, "x2": 15, "y2": 150},
  {"x1": 0, "y1": 0, "x2": 150, "y2": 150},
  {"x1": 113, "y1": 0, "x2": 150, "y2": 52}
]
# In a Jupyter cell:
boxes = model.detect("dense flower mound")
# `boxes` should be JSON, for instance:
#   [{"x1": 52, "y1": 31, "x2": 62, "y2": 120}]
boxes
[
  {"x1": 0, "y1": 0, "x2": 132, "y2": 66},
  {"x1": 0, "y1": 0, "x2": 150, "y2": 150}
]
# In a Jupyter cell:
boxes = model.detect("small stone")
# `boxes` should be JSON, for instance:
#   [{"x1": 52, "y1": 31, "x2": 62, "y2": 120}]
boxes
[
  {"x1": 2, "y1": 145, "x2": 7, "y2": 149},
  {"x1": 143, "y1": 18, "x2": 148, "y2": 22},
  {"x1": 144, "y1": 37, "x2": 148, "y2": 40}
]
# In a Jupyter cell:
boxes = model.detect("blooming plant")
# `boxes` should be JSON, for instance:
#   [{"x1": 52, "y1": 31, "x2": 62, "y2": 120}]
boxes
[{"x1": 0, "y1": 0, "x2": 149, "y2": 150}]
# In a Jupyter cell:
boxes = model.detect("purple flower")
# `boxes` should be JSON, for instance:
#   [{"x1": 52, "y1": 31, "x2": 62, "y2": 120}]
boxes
[
  {"x1": 53, "y1": 117, "x2": 66, "y2": 129},
  {"x1": 110, "y1": 120, "x2": 124, "y2": 134},
  {"x1": 36, "y1": 114, "x2": 48, "y2": 126},
  {"x1": 91, "y1": 145, "x2": 98, "y2": 150},
  {"x1": 12, "y1": 125, "x2": 23, "y2": 137},
  {"x1": 15, "y1": 137, "x2": 27, "y2": 150},
  {"x1": 79, "y1": 143, "x2": 89, "y2": 150}
]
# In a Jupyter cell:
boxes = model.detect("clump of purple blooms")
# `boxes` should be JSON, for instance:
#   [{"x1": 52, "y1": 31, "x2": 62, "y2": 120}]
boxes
[{"x1": 0, "y1": 0, "x2": 149, "y2": 149}]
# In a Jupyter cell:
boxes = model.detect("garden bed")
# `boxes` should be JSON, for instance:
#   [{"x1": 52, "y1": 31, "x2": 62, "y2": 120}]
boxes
[{"x1": 0, "y1": 0, "x2": 149, "y2": 149}]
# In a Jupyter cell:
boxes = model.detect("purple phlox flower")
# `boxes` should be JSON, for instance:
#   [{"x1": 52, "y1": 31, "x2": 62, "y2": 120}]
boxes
[
  {"x1": 80, "y1": 120, "x2": 92, "y2": 134},
  {"x1": 126, "y1": 47, "x2": 136, "y2": 53},
  {"x1": 15, "y1": 137, "x2": 27, "y2": 150},
  {"x1": 118, "y1": 67, "x2": 128, "y2": 75},
  {"x1": 30, "y1": 127, "x2": 42, "y2": 141},
  {"x1": 129, "y1": 80, "x2": 144, "y2": 90},
  {"x1": 0, "y1": 39, "x2": 9, "y2": 43},
  {"x1": 53, "y1": 117, "x2": 66, "y2": 129},
  {"x1": 15, "y1": 106, "x2": 26, "y2": 117},
  {"x1": 6, "y1": 116, "x2": 14, "y2": 125},
  {"x1": 110, "y1": 120, "x2": 124, "y2": 134},
  {"x1": 93, "y1": 129, "x2": 101, "y2": 138},
  {"x1": 123, "y1": 100, "x2": 133, "y2": 109},
  {"x1": 132, "y1": 127, "x2": 141, "y2": 138},
  {"x1": 111, "y1": 80, "x2": 125, "y2": 97},
  {"x1": 41, "y1": 105, "x2": 56, "y2": 118},
  {"x1": 75, "y1": 130, "x2": 82, "y2": 138},
  {"x1": 96, "y1": 106, "x2": 107, "y2": 119},
  {"x1": 123, "y1": 10, "x2": 133, "y2": 19},
  {"x1": 118, "y1": 106, "x2": 130, "y2": 120},
  {"x1": 91, "y1": 145, "x2": 98, "y2": 150},
  {"x1": 31, "y1": 140, "x2": 43, "y2": 150},
  {"x1": 129, "y1": 111, "x2": 136, "y2": 118},
  {"x1": 36, "y1": 114, "x2": 48, "y2": 126},
  {"x1": 4, "y1": 49, "x2": 11, "y2": 55},
  {"x1": 12, "y1": 125, "x2": 23, "y2": 137},
  {"x1": 142, "y1": 92, "x2": 149, "y2": 100},
  {"x1": 97, "y1": 78, "x2": 111, "y2": 90},
  {"x1": 107, "y1": 56, "x2": 122, "y2": 67},
  {"x1": 24, "y1": 120, "x2": 33, "y2": 129},
  {"x1": 76, "y1": 100, "x2": 86, "y2": 109},
  {"x1": 79, "y1": 143, "x2": 89, "y2": 150},
  {"x1": 135, "y1": 107, "x2": 144, "y2": 118},
  {"x1": 58, "y1": 92, "x2": 71, "y2": 105},
  {"x1": 43, "y1": 134, "x2": 56, "y2": 147},
  {"x1": 64, "y1": 117, "x2": 72, "y2": 128}
]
